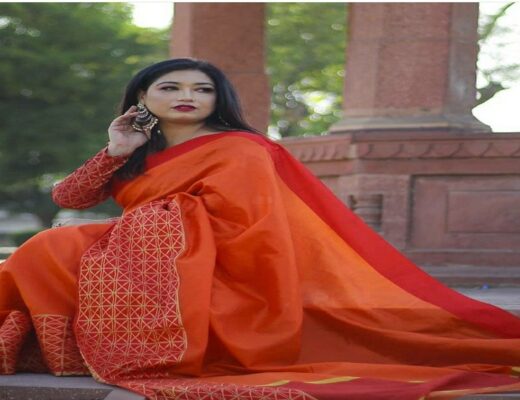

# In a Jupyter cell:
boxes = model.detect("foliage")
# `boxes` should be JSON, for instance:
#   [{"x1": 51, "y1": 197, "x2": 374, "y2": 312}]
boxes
[
  {"x1": 8, "y1": 229, "x2": 42, "y2": 246},
  {"x1": 0, "y1": 3, "x2": 170, "y2": 226},
  {"x1": 266, "y1": 3, "x2": 347, "y2": 137},
  {"x1": 477, "y1": 2, "x2": 520, "y2": 106}
]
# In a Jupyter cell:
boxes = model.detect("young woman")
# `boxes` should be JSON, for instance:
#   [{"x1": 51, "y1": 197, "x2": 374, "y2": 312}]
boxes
[{"x1": 1, "y1": 58, "x2": 519, "y2": 400}]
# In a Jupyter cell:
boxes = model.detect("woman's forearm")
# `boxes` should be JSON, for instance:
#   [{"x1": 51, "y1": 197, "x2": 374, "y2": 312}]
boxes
[{"x1": 51, "y1": 147, "x2": 129, "y2": 209}]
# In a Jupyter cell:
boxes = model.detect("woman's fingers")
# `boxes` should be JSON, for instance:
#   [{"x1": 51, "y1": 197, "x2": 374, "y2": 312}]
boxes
[
  {"x1": 108, "y1": 107, "x2": 144, "y2": 138},
  {"x1": 120, "y1": 111, "x2": 139, "y2": 120},
  {"x1": 123, "y1": 105, "x2": 137, "y2": 115},
  {"x1": 116, "y1": 107, "x2": 139, "y2": 121},
  {"x1": 111, "y1": 112, "x2": 139, "y2": 128}
]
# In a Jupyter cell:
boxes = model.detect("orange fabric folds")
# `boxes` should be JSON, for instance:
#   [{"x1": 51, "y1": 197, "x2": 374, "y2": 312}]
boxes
[{"x1": 1, "y1": 131, "x2": 520, "y2": 399}]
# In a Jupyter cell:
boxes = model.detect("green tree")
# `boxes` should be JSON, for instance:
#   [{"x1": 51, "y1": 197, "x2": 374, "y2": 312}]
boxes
[
  {"x1": 0, "y1": 3, "x2": 170, "y2": 226},
  {"x1": 266, "y1": 3, "x2": 347, "y2": 137},
  {"x1": 477, "y1": 2, "x2": 520, "y2": 105}
]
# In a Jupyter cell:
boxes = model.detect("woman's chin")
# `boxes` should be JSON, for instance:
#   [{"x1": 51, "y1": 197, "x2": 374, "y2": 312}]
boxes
[{"x1": 161, "y1": 115, "x2": 207, "y2": 125}]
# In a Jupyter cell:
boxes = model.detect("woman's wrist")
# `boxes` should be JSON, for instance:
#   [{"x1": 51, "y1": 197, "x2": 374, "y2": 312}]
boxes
[{"x1": 106, "y1": 142, "x2": 132, "y2": 158}]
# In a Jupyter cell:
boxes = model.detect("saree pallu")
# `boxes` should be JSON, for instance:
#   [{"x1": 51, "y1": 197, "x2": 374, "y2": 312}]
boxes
[{"x1": 1, "y1": 131, "x2": 519, "y2": 399}]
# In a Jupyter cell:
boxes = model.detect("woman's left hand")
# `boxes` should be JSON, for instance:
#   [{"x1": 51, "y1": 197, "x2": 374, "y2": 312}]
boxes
[{"x1": 107, "y1": 106, "x2": 150, "y2": 157}]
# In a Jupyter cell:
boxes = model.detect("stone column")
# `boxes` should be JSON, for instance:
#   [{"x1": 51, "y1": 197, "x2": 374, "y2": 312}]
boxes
[
  {"x1": 330, "y1": 3, "x2": 489, "y2": 133},
  {"x1": 170, "y1": 3, "x2": 270, "y2": 133},
  {"x1": 278, "y1": 3, "x2": 520, "y2": 276}
]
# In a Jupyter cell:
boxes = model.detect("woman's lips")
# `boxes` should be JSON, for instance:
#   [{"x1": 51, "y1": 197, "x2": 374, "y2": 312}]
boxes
[{"x1": 173, "y1": 106, "x2": 196, "y2": 112}]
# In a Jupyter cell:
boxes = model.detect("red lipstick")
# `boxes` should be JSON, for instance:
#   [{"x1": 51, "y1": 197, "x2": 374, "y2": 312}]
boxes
[{"x1": 174, "y1": 105, "x2": 196, "y2": 112}]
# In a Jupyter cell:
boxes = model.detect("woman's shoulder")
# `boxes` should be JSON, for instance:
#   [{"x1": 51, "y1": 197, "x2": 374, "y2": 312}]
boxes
[{"x1": 212, "y1": 130, "x2": 279, "y2": 153}]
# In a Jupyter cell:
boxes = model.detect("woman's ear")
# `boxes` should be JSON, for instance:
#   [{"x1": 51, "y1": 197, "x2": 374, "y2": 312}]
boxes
[{"x1": 137, "y1": 91, "x2": 146, "y2": 104}]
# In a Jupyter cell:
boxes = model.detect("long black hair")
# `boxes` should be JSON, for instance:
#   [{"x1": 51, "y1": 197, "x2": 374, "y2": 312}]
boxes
[{"x1": 115, "y1": 58, "x2": 262, "y2": 179}]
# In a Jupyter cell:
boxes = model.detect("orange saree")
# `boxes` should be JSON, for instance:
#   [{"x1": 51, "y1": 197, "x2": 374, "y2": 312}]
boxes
[{"x1": 1, "y1": 131, "x2": 519, "y2": 399}]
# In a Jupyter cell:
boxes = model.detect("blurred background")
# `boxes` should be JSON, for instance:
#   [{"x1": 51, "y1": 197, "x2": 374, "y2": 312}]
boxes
[{"x1": 0, "y1": 2, "x2": 519, "y2": 245}]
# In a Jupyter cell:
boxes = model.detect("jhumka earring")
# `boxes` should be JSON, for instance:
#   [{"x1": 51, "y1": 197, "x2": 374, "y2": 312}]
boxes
[{"x1": 132, "y1": 102, "x2": 159, "y2": 133}]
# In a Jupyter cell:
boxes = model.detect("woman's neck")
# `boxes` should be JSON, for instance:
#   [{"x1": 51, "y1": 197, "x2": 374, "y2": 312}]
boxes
[{"x1": 159, "y1": 122, "x2": 222, "y2": 147}]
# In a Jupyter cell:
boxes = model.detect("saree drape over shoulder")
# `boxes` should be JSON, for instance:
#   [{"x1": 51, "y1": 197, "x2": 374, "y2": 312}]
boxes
[{"x1": 1, "y1": 131, "x2": 519, "y2": 399}]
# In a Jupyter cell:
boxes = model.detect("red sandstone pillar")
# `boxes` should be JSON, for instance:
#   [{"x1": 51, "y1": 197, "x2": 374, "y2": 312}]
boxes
[
  {"x1": 170, "y1": 3, "x2": 269, "y2": 133},
  {"x1": 330, "y1": 3, "x2": 490, "y2": 133}
]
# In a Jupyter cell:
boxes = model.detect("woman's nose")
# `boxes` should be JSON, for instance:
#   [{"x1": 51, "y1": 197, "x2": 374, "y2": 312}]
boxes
[{"x1": 178, "y1": 89, "x2": 194, "y2": 101}]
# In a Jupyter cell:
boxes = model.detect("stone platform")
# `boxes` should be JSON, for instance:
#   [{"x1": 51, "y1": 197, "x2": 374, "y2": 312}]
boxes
[
  {"x1": 0, "y1": 373, "x2": 518, "y2": 399},
  {"x1": 0, "y1": 374, "x2": 144, "y2": 400}
]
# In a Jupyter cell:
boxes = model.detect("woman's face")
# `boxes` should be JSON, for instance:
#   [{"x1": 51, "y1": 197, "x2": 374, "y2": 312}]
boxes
[{"x1": 140, "y1": 69, "x2": 217, "y2": 125}]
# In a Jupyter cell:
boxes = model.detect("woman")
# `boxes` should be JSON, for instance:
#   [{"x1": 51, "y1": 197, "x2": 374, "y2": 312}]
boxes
[{"x1": 1, "y1": 58, "x2": 519, "y2": 400}]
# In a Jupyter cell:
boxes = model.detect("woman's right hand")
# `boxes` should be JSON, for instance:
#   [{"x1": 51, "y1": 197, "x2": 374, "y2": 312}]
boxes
[{"x1": 106, "y1": 106, "x2": 151, "y2": 157}]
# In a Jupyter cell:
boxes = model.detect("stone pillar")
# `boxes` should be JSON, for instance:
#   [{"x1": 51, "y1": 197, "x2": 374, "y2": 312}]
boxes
[
  {"x1": 280, "y1": 3, "x2": 520, "y2": 278},
  {"x1": 330, "y1": 3, "x2": 489, "y2": 133},
  {"x1": 170, "y1": 3, "x2": 269, "y2": 133}
]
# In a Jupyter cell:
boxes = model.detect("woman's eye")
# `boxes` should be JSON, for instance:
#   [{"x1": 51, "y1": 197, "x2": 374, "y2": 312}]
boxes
[{"x1": 159, "y1": 86, "x2": 214, "y2": 93}]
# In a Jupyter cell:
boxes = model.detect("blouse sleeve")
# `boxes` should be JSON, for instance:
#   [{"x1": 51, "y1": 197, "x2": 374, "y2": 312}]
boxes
[{"x1": 51, "y1": 147, "x2": 129, "y2": 209}]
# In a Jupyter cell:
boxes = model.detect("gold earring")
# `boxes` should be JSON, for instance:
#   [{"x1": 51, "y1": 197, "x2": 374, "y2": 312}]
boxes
[{"x1": 132, "y1": 102, "x2": 158, "y2": 133}]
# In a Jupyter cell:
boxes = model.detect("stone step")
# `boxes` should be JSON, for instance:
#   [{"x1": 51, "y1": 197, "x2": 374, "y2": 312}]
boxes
[
  {"x1": 0, "y1": 374, "x2": 518, "y2": 399},
  {"x1": 420, "y1": 265, "x2": 520, "y2": 287},
  {"x1": 0, "y1": 374, "x2": 144, "y2": 399}
]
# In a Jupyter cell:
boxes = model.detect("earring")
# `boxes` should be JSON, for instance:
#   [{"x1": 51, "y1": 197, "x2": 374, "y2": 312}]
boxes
[
  {"x1": 218, "y1": 114, "x2": 230, "y2": 127},
  {"x1": 132, "y1": 102, "x2": 158, "y2": 133}
]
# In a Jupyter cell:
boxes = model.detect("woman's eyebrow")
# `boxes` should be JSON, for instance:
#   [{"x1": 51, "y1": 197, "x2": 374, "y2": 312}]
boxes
[{"x1": 155, "y1": 81, "x2": 215, "y2": 86}]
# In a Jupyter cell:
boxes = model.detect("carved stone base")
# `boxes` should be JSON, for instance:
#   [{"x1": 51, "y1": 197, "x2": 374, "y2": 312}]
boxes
[{"x1": 329, "y1": 113, "x2": 491, "y2": 133}]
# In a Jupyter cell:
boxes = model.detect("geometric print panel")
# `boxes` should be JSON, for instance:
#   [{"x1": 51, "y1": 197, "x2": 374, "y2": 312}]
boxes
[
  {"x1": 75, "y1": 198, "x2": 187, "y2": 381},
  {"x1": 118, "y1": 378, "x2": 317, "y2": 400},
  {"x1": 32, "y1": 314, "x2": 89, "y2": 376},
  {"x1": 0, "y1": 311, "x2": 31, "y2": 374},
  {"x1": 52, "y1": 147, "x2": 129, "y2": 209},
  {"x1": 15, "y1": 329, "x2": 49, "y2": 373}
]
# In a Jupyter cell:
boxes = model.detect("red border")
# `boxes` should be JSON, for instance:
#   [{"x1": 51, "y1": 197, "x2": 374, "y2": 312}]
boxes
[
  {"x1": 145, "y1": 131, "x2": 238, "y2": 170},
  {"x1": 283, "y1": 372, "x2": 518, "y2": 400}
]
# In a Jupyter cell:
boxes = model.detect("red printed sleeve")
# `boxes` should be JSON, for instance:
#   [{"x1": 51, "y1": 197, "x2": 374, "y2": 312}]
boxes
[{"x1": 51, "y1": 147, "x2": 129, "y2": 209}]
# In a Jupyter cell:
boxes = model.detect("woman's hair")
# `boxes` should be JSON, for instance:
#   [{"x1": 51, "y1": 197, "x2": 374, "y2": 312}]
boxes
[{"x1": 115, "y1": 58, "x2": 262, "y2": 179}]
